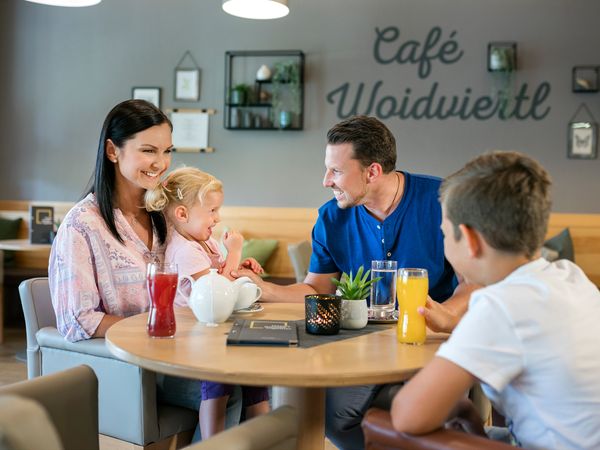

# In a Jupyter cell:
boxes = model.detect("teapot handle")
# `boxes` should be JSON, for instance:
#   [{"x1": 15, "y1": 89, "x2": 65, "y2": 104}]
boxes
[{"x1": 177, "y1": 275, "x2": 195, "y2": 299}]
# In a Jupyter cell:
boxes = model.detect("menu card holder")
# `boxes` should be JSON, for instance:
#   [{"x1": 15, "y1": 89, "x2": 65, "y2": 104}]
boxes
[
  {"x1": 227, "y1": 319, "x2": 298, "y2": 346},
  {"x1": 29, "y1": 205, "x2": 54, "y2": 244}
]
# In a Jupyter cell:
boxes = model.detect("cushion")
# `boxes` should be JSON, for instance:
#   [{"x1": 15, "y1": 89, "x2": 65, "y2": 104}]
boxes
[
  {"x1": 542, "y1": 228, "x2": 574, "y2": 262},
  {"x1": 0, "y1": 218, "x2": 22, "y2": 266},
  {"x1": 0, "y1": 395, "x2": 63, "y2": 450},
  {"x1": 241, "y1": 239, "x2": 278, "y2": 267}
]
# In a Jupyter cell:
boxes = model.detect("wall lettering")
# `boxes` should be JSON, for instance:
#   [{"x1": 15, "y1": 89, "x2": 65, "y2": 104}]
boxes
[{"x1": 327, "y1": 26, "x2": 552, "y2": 121}]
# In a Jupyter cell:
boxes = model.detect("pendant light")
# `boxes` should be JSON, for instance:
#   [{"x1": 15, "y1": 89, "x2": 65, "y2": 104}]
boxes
[
  {"x1": 222, "y1": 0, "x2": 289, "y2": 20},
  {"x1": 25, "y1": 0, "x2": 101, "y2": 6}
]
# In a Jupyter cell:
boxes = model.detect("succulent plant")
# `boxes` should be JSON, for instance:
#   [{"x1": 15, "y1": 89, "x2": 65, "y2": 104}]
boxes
[{"x1": 331, "y1": 266, "x2": 381, "y2": 300}]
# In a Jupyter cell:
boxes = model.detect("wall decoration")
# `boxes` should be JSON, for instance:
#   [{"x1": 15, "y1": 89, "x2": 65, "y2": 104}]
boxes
[
  {"x1": 131, "y1": 87, "x2": 161, "y2": 109},
  {"x1": 487, "y1": 42, "x2": 517, "y2": 72},
  {"x1": 567, "y1": 103, "x2": 597, "y2": 159},
  {"x1": 174, "y1": 51, "x2": 201, "y2": 101},
  {"x1": 572, "y1": 66, "x2": 599, "y2": 93},
  {"x1": 167, "y1": 108, "x2": 215, "y2": 153}
]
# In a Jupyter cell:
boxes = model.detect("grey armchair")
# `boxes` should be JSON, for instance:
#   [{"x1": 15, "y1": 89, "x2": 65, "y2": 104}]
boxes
[
  {"x1": 287, "y1": 240, "x2": 311, "y2": 283},
  {"x1": 0, "y1": 365, "x2": 98, "y2": 450},
  {"x1": 19, "y1": 277, "x2": 197, "y2": 449},
  {"x1": 0, "y1": 365, "x2": 297, "y2": 450}
]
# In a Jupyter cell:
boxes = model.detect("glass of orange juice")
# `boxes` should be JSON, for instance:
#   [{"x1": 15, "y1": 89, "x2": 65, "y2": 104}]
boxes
[{"x1": 397, "y1": 268, "x2": 428, "y2": 345}]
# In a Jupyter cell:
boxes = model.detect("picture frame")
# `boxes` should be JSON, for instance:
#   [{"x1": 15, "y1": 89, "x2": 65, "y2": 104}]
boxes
[
  {"x1": 167, "y1": 108, "x2": 216, "y2": 153},
  {"x1": 572, "y1": 66, "x2": 599, "y2": 93},
  {"x1": 132, "y1": 87, "x2": 161, "y2": 109},
  {"x1": 567, "y1": 121, "x2": 597, "y2": 159},
  {"x1": 175, "y1": 69, "x2": 200, "y2": 101},
  {"x1": 487, "y1": 41, "x2": 517, "y2": 72}
]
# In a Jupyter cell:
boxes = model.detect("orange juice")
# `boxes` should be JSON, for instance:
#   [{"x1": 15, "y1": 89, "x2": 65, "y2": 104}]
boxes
[{"x1": 397, "y1": 271, "x2": 428, "y2": 344}]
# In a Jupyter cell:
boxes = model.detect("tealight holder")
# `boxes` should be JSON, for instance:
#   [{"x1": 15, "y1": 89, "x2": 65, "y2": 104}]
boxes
[{"x1": 305, "y1": 294, "x2": 341, "y2": 335}]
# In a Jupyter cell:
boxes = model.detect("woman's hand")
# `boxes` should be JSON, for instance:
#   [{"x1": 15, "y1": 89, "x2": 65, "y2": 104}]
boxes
[
  {"x1": 223, "y1": 229, "x2": 243, "y2": 252},
  {"x1": 240, "y1": 257, "x2": 264, "y2": 274}
]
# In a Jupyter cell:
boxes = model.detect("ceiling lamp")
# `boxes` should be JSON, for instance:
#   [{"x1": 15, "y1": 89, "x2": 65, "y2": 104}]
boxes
[
  {"x1": 25, "y1": 0, "x2": 101, "y2": 6},
  {"x1": 222, "y1": 0, "x2": 289, "y2": 20}
]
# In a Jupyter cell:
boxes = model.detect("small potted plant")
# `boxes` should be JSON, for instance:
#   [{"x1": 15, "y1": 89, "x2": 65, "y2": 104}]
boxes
[
  {"x1": 332, "y1": 266, "x2": 380, "y2": 329},
  {"x1": 229, "y1": 83, "x2": 252, "y2": 105}
]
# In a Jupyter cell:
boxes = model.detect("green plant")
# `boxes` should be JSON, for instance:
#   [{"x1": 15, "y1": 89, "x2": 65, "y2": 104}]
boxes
[
  {"x1": 230, "y1": 83, "x2": 252, "y2": 105},
  {"x1": 271, "y1": 60, "x2": 301, "y2": 120},
  {"x1": 331, "y1": 266, "x2": 381, "y2": 300}
]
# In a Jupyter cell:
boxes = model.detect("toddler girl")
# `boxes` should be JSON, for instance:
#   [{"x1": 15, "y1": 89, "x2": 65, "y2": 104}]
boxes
[{"x1": 145, "y1": 166, "x2": 269, "y2": 437}]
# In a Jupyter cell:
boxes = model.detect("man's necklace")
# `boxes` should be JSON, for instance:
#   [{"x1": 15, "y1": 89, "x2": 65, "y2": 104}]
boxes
[{"x1": 385, "y1": 172, "x2": 400, "y2": 216}]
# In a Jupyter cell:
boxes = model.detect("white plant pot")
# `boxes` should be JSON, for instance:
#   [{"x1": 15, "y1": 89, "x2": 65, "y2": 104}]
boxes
[{"x1": 341, "y1": 299, "x2": 369, "y2": 329}]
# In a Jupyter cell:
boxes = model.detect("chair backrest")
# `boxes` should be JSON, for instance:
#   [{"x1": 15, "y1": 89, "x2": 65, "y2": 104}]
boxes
[
  {"x1": 287, "y1": 240, "x2": 312, "y2": 283},
  {"x1": 0, "y1": 365, "x2": 99, "y2": 450},
  {"x1": 19, "y1": 277, "x2": 56, "y2": 379}
]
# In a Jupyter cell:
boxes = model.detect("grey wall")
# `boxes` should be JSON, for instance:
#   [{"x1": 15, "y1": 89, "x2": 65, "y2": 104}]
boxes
[{"x1": 1, "y1": 0, "x2": 599, "y2": 212}]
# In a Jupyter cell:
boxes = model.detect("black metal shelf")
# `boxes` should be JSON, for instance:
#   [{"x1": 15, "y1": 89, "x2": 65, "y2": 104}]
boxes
[{"x1": 224, "y1": 50, "x2": 305, "y2": 131}]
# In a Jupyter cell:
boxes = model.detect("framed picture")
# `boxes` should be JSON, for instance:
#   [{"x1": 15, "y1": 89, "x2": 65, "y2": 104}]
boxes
[
  {"x1": 132, "y1": 87, "x2": 161, "y2": 109},
  {"x1": 572, "y1": 66, "x2": 599, "y2": 93},
  {"x1": 568, "y1": 121, "x2": 597, "y2": 159},
  {"x1": 175, "y1": 69, "x2": 200, "y2": 101},
  {"x1": 487, "y1": 42, "x2": 517, "y2": 72}
]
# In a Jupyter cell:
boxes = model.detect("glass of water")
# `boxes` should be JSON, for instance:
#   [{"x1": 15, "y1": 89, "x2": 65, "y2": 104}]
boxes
[{"x1": 369, "y1": 260, "x2": 398, "y2": 319}]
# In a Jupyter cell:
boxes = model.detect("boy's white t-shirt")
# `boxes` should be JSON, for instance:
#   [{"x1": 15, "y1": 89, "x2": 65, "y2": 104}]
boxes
[{"x1": 437, "y1": 258, "x2": 600, "y2": 450}]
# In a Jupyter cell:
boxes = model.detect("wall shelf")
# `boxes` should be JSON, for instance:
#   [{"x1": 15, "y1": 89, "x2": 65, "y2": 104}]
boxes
[{"x1": 224, "y1": 50, "x2": 305, "y2": 130}]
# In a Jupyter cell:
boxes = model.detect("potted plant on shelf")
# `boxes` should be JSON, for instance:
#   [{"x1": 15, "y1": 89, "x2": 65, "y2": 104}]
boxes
[
  {"x1": 332, "y1": 266, "x2": 381, "y2": 329},
  {"x1": 271, "y1": 60, "x2": 301, "y2": 128},
  {"x1": 229, "y1": 83, "x2": 252, "y2": 106}
]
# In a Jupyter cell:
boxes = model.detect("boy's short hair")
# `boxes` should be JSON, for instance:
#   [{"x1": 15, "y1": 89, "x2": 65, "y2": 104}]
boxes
[
  {"x1": 440, "y1": 151, "x2": 552, "y2": 258},
  {"x1": 326, "y1": 115, "x2": 396, "y2": 173}
]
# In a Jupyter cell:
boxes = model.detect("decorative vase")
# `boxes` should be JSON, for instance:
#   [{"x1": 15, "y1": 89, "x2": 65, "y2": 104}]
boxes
[
  {"x1": 341, "y1": 299, "x2": 369, "y2": 330},
  {"x1": 279, "y1": 110, "x2": 292, "y2": 129},
  {"x1": 256, "y1": 64, "x2": 272, "y2": 81}
]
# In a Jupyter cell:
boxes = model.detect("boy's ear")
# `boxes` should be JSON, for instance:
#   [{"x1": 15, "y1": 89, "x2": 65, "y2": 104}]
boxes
[
  {"x1": 459, "y1": 224, "x2": 483, "y2": 258},
  {"x1": 172, "y1": 205, "x2": 189, "y2": 223}
]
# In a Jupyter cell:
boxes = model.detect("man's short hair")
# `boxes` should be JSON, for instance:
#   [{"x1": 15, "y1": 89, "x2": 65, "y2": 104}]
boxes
[
  {"x1": 326, "y1": 115, "x2": 396, "y2": 173},
  {"x1": 440, "y1": 151, "x2": 552, "y2": 258}
]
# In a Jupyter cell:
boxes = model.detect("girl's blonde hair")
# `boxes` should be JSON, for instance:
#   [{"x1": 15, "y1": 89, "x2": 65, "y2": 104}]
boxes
[{"x1": 145, "y1": 166, "x2": 223, "y2": 213}]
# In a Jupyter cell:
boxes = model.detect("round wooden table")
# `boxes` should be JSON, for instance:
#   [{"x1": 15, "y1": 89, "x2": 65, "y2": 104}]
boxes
[{"x1": 106, "y1": 303, "x2": 447, "y2": 450}]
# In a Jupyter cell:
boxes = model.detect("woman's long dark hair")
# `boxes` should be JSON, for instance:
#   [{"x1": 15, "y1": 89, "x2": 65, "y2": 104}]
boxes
[{"x1": 85, "y1": 99, "x2": 172, "y2": 245}]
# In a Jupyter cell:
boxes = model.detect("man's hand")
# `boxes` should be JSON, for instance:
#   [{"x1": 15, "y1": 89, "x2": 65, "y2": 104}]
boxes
[
  {"x1": 240, "y1": 257, "x2": 264, "y2": 275},
  {"x1": 418, "y1": 298, "x2": 460, "y2": 333},
  {"x1": 231, "y1": 267, "x2": 262, "y2": 283}
]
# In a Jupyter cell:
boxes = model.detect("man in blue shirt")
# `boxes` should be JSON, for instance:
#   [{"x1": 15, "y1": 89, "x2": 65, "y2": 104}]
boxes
[{"x1": 236, "y1": 115, "x2": 474, "y2": 449}]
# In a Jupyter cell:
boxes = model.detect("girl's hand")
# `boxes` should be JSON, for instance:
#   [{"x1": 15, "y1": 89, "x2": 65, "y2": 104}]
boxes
[
  {"x1": 240, "y1": 257, "x2": 264, "y2": 275},
  {"x1": 223, "y1": 229, "x2": 243, "y2": 252}
]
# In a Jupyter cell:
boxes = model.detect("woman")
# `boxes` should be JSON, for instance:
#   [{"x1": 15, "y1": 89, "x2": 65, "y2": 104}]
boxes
[
  {"x1": 49, "y1": 99, "x2": 172, "y2": 341},
  {"x1": 49, "y1": 99, "x2": 240, "y2": 439}
]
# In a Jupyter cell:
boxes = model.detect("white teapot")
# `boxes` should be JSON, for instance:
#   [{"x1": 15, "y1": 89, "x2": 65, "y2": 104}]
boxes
[{"x1": 180, "y1": 269, "x2": 262, "y2": 326}]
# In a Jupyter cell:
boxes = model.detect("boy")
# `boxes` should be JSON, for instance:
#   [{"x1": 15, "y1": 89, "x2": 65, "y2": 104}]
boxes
[{"x1": 391, "y1": 151, "x2": 600, "y2": 449}]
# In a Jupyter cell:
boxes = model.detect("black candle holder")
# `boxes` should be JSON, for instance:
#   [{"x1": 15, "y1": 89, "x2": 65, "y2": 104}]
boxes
[{"x1": 305, "y1": 294, "x2": 341, "y2": 335}]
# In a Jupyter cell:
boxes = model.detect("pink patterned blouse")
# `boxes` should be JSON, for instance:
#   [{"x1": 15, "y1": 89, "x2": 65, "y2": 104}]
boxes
[{"x1": 49, "y1": 194, "x2": 164, "y2": 342}]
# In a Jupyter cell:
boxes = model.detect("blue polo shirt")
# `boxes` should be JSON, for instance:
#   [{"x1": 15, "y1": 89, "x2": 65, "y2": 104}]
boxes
[{"x1": 309, "y1": 171, "x2": 456, "y2": 302}]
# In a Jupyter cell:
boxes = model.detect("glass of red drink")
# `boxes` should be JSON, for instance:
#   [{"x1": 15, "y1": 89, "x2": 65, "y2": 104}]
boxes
[{"x1": 146, "y1": 262, "x2": 178, "y2": 338}]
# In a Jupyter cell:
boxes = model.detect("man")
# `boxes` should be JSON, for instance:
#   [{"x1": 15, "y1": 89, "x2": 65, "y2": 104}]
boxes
[{"x1": 236, "y1": 115, "x2": 474, "y2": 449}]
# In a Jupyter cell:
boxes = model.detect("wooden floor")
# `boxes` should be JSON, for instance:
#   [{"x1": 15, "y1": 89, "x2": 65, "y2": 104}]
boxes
[{"x1": 0, "y1": 328, "x2": 27, "y2": 386}]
